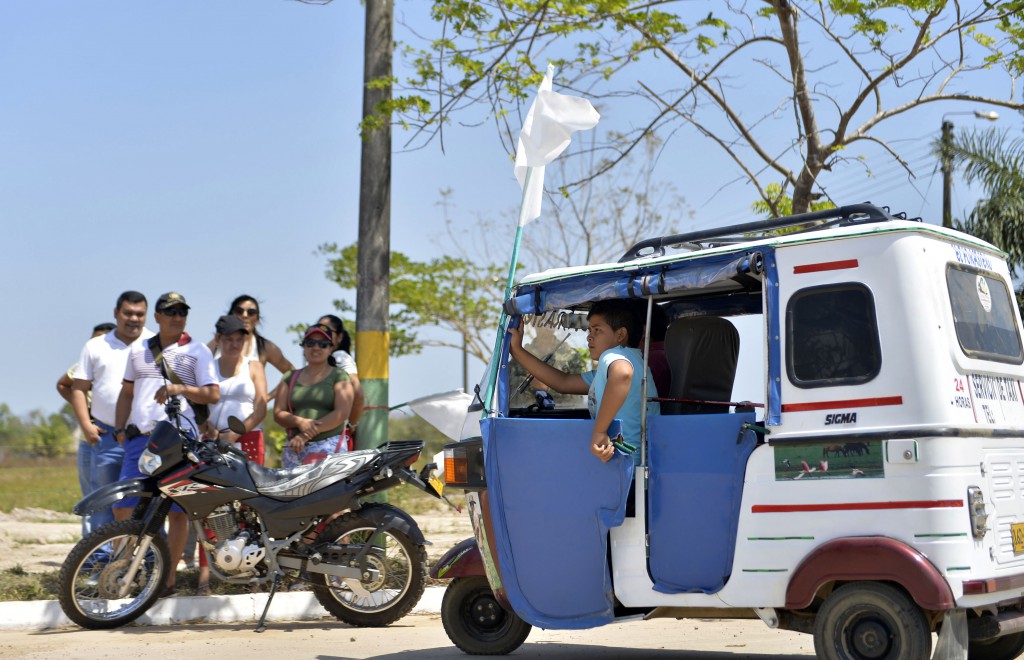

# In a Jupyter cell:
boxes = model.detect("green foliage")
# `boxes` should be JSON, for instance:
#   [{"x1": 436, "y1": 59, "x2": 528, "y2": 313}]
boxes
[
  {"x1": 750, "y1": 183, "x2": 837, "y2": 219},
  {"x1": 318, "y1": 242, "x2": 505, "y2": 363},
  {"x1": 0, "y1": 404, "x2": 76, "y2": 459},
  {"x1": 945, "y1": 126, "x2": 1024, "y2": 309},
  {"x1": 946, "y1": 128, "x2": 1024, "y2": 272}
]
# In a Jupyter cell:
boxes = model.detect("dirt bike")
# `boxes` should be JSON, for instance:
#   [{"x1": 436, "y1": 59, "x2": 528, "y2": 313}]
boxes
[{"x1": 58, "y1": 397, "x2": 440, "y2": 631}]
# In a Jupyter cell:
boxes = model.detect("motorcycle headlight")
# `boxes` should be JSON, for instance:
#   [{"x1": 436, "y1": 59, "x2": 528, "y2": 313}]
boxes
[{"x1": 138, "y1": 448, "x2": 162, "y2": 475}]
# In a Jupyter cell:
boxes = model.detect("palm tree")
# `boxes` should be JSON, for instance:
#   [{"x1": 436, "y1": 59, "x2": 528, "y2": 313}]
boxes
[{"x1": 943, "y1": 127, "x2": 1024, "y2": 308}]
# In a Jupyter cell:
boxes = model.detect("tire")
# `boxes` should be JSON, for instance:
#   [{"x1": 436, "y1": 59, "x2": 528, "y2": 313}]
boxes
[
  {"x1": 57, "y1": 520, "x2": 170, "y2": 629},
  {"x1": 441, "y1": 576, "x2": 531, "y2": 655},
  {"x1": 969, "y1": 632, "x2": 1024, "y2": 660},
  {"x1": 813, "y1": 582, "x2": 931, "y2": 660},
  {"x1": 310, "y1": 510, "x2": 427, "y2": 627}
]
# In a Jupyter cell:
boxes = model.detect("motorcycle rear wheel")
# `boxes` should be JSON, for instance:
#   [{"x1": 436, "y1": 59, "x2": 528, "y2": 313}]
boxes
[
  {"x1": 310, "y1": 510, "x2": 427, "y2": 627},
  {"x1": 58, "y1": 520, "x2": 170, "y2": 629}
]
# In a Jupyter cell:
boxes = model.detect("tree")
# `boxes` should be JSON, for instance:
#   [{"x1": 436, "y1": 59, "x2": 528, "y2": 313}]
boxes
[
  {"x1": 945, "y1": 126, "x2": 1024, "y2": 306},
  {"x1": 0, "y1": 404, "x2": 75, "y2": 459},
  {"x1": 392, "y1": 1, "x2": 1024, "y2": 215},
  {"x1": 319, "y1": 242, "x2": 506, "y2": 363}
]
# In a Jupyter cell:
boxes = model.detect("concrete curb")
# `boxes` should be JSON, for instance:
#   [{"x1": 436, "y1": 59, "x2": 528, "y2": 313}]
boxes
[{"x1": 0, "y1": 586, "x2": 445, "y2": 631}]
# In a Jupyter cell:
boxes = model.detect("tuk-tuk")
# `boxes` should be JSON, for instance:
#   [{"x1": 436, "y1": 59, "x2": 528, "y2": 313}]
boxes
[{"x1": 433, "y1": 204, "x2": 1024, "y2": 659}]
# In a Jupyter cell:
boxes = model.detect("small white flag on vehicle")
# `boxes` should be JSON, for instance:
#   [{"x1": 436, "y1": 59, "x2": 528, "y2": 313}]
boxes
[
  {"x1": 407, "y1": 389, "x2": 475, "y2": 442},
  {"x1": 513, "y1": 64, "x2": 601, "y2": 226}
]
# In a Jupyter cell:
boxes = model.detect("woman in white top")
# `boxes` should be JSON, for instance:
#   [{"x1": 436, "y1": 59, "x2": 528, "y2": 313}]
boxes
[
  {"x1": 197, "y1": 314, "x2": 268, "y2": 595},
  {"x1": 209, "y1": 294, "x2": 295, "y2": 378},
  {"x1": 204, "y1": 315, "x2": 269, "y2": 462},
  {"x1": 317, "y1": 314, "x2": 364, "y2": 450}
]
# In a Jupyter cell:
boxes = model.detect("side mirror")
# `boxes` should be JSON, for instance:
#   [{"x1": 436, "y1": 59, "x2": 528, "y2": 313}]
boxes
[{"x1": 227, "y1": 416, "x2": 247, "y2": 435}]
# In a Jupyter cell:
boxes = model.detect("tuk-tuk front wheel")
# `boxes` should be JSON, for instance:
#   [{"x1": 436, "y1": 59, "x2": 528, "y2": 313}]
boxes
[
  {"x1": 441, "y1": 576, "x2": 531, "y2": 655},
  {"x1": 813, "y1": 582, "x2": 931, "y2": 659}
]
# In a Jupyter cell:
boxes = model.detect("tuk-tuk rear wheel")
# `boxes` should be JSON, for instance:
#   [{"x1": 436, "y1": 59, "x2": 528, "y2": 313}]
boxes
[
  {"x1": 813, "y1": 582, "x2": 931, "y2": 659},
  {"x1": 441, "y1": 576, "x2": 531, "y2": 655}
]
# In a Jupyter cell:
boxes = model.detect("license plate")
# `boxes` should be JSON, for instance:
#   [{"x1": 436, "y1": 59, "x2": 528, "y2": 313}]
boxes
[{"x1": 1012, "y1": 523, "x2": 1024, "y2": 555}]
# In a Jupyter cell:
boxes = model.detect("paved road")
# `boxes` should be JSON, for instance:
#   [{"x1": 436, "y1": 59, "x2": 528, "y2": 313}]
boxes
[{"x1": 0, "y1": 613, "x2": 816, "y2": 659}]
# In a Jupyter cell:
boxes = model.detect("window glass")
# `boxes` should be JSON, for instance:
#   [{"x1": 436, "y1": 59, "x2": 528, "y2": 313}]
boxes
[
  {"x1": 946, "y1": 265, "x2": 1023, "y2": 364},
  {"x1": 786, "y1": 284, "x2": 881, "y2": 387}
]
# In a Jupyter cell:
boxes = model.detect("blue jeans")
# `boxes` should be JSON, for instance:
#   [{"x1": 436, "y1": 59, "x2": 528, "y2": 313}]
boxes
[{"x1": 76, "y1": 421, "x2": 124, "y2": 536}]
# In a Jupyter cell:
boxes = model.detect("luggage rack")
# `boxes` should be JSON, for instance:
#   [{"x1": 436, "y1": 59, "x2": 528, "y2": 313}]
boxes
[{"x1": 619, "y1": 203, "x2": 915, "y2": 263}]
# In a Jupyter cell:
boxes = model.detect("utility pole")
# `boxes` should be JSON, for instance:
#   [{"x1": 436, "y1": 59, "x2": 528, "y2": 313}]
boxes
[
  {"x1": 940, "y1": 110, "x2": 998, "y2": 229},
  {"x1": 941, "y1": 119, "x2": 953, "y2": 229},
  {"x1": 355, "y1": 0, "x2": 393, "y2": 451}
]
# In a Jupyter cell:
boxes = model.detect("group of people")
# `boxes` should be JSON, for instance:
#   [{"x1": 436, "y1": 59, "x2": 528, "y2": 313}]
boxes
[{"x1": 58, "y1": 290, "x2": 363, "y2": 596}]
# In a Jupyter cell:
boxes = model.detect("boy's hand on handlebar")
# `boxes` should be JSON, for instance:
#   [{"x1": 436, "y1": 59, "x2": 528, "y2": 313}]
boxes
[
  {"x1": 590, "y1": 430, "x2": 615, "y2": 462},
  {"x1": 508, "y1": 322, "x2": 524, "y2": 353}
]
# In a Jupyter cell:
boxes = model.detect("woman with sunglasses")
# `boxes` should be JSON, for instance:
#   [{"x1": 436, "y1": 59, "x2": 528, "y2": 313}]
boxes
[
  {"x1": 209, "y1": 294, "x2": 295, "y2": 377},
  {"x1": 316, "y1": 314, "x2": 364, "y2": 451},
  {"x1": 196, "y1": 314, "x2": 269, "y2": 594},
  {"x1": 274, "y1": 325, "x2": 354, "y2": 468}
]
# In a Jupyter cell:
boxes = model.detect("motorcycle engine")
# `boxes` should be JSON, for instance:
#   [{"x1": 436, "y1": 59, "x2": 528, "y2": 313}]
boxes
[{"x1": 204, "y1": 504, "x2": 266, "y2": 577}]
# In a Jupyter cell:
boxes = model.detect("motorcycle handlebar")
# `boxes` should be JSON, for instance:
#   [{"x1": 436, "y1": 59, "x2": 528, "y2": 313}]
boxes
[{"x1": 215, "y1": 439, "x2": 248, "y2": 459}]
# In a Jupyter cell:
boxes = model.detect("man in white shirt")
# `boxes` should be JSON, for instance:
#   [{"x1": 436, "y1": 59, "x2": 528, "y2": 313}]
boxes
[
  {"x1": 70, "y1": 291, "x2": 152, "y2": 535},
  {"x1": 113, "y1": 291, "x2": 219, "y2": 597}
]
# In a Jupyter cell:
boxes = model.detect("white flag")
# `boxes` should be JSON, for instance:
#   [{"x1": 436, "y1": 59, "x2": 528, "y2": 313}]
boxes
[
  {"x1": 407, "y1": 389, "x2": 475, "y2": 442},
  {"x1": 514, "y1": 64, "x2": 600, "y2": 226}
]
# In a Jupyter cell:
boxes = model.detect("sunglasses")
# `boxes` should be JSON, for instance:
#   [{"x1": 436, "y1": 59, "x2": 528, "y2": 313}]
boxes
[
  {"x1": 159, "y1": 307, "x2": 189, "y2": 317},
  {"x1": 232, "y1": 307, "x2": 259, "y2": 317},
  {"x1": 303, "y1": 339, "x2": 332, "y2": 349}
]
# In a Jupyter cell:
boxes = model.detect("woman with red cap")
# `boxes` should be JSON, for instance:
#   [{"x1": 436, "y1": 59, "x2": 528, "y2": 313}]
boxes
[{"x1": 274, "y1": 325, "x2": 354, "y2": 468}]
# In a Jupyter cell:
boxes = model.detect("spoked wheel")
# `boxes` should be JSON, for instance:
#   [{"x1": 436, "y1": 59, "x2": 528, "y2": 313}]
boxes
[
  {"x1": 969, "y1": 631, "x2": 1024, "y2": 660},
  {"x1": 441, "y1": 576, "x2": 531, "y2": 655},
  {"x1": 310, "y1": 509, "x2": 426, "y2": 627},
  {"x1": 813, "y1": 582, "x2": 931, "y2": 659},
  {"x1": 57, "y1": 520, "x2": 170, "y2": 629}
]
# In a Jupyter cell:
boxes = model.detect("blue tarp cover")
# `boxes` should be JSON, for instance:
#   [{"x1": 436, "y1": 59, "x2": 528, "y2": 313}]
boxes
[
  {"x1": 507, "y1": 251, "x2": 760, "y2": 315},
  {"x1": 481, "y1": 417, "x2": 633, "y2": 629}
]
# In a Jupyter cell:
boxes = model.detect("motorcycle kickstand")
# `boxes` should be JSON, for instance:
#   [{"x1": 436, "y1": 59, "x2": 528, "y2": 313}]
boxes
[{"x1": 254, "y1": 575, "x2": 280, "y2": 634}]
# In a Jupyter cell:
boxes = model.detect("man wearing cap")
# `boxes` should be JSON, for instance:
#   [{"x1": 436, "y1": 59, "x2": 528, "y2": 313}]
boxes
[
  {"x1": 68, "y1": 291, "x2": 153, "y2": 536},
  {"x1": 113, "y1": 292, "x2": 219, "y2": 597}
]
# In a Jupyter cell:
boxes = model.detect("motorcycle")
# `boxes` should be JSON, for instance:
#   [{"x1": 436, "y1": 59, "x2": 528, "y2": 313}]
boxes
[{"x1": 58, "y1": 397, "x2": 440, "y2": 631}]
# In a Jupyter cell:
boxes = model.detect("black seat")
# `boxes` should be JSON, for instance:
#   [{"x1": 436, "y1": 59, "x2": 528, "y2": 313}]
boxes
[
  {"x1": 663, "y1": 317, "x2": 740, "y2": 415},
  {"x1": 246, "y1": 450, "x2": 378, "y2": 500}
]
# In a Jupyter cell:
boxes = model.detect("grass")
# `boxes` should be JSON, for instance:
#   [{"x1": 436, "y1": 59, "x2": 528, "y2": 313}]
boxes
[
  {"x1": 0, "y1": 456, "x2": 80, "y2": 513},
  {"x1": 0, "y1": 566, "x2": 62, "y2": 601}
]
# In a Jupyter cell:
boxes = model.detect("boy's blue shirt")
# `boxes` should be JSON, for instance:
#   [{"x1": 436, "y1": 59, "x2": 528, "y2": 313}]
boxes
[{"x1": 581, "y1": 346, "x2": 661, "y2": 464}]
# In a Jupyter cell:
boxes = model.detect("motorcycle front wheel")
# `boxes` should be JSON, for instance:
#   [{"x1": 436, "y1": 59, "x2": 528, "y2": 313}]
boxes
[
  {"x1": 57, "y1": 520, "x2": 170, "y2": 629},
  {"x1": 311, "y1": 509, "x2": 427, "y2": 627}
]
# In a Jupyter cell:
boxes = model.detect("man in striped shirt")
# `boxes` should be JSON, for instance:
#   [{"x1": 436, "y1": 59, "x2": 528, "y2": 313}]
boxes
[{"x1": 113, "y1": 291, "x2": 219, "y2": 597}]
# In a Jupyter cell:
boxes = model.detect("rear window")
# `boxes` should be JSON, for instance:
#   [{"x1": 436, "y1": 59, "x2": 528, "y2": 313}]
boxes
[
  {"x1": 946, "y1": 264, "x2": 1023, "y2": 364},
  {"x1": 786, "y1": 284, "x2": 881, "y2": 388}
]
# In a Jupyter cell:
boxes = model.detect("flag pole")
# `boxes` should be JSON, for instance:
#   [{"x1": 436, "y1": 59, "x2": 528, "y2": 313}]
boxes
[
  {"x1": 482, "y1": 167, "x2": 535, "y2": 415},
  {"x1": 478, "y1": 63, "x2": 598, "y2": 418}
]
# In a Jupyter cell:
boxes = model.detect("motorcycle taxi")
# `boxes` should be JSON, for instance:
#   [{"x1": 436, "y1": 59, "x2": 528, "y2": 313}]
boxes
[{"x1": 434, "y1": 204, "x2": 1024, "y2": 659}]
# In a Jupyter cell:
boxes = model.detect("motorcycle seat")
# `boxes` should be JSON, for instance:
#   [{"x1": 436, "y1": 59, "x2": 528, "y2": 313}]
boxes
[{"x1": 247, "y1": 450, "x2": 379, "y2": 500}]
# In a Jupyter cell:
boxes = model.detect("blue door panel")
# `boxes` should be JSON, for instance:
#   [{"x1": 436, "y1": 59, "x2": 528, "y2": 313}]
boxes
[
  {"x1": 646, "y1": 413, "x2": 756, "y2": 594},
  {"x1": 481, "y1": 417, "x2": 633, "y2": 629}
]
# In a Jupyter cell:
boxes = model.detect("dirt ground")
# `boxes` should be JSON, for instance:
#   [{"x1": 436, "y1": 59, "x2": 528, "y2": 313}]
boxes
[{"x1": 0, "y1": 505, "x2": 474, "y2": 575}]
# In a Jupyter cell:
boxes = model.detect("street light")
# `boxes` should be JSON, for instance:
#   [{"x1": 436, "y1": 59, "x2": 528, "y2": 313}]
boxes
[{"x1": 942, "y1": 110, "x2": 1000, "y2": 228}]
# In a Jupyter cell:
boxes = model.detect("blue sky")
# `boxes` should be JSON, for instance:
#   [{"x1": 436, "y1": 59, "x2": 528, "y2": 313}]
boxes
[{"x1": 1, "y1": 1, "x2": 1020, "y2": 416}]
